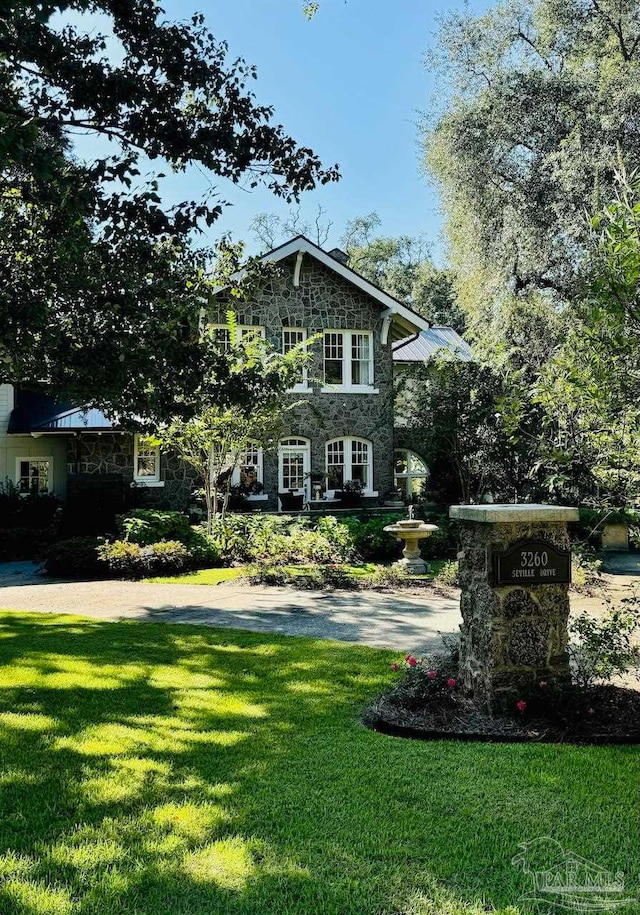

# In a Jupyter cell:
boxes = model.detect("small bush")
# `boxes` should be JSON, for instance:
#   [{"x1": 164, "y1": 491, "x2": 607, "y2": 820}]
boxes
[
  {"x1": 365, "y1": 564, "x2": 411, "y2": 589},
  {"x1": 0, "y1": 479, "x2": 60, "y2": 529},
  {"x1": 98, "y1": 540, "x2": 145, "y2": 577},
  {"x1": 43, "y1": 538, "x2": 104, "y2": 578},
  {"x1": 340, "y1": 514, "x2": 401, "y2": 562},
  {"x1": 117, "y1": 509, "x2": 194, "y2": 546},
  {"x1": 149, "y1": 540, "x2": 190, "y2": 571},
  {"x1": 433, "y1": 560, "x2": 459, "y2": 588},
  {"x1": 569, "y1": 595, "x2": 640, "y2": 689}
]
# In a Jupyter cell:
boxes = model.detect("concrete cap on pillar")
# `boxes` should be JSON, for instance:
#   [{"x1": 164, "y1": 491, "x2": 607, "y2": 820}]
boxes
[{"x1": 449, "y1": 503, "x2": 580, "y2": 523}]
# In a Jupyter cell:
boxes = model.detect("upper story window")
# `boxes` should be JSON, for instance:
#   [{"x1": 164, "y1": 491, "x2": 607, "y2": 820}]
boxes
[
  {"x1": 16, "y1": 458, "x2": 51, "y2": 494},
  {"x1": 325, "y1": 436, "x2": 374, "y2": 493},
  {"x1": 322, "y1": 330, "x2": 376, "y2": 392},
  {"x1": 211, "y1": 324, "x2": 265, "y2": 353},
  {"x1": 134, "y1": 435, "x2": 161, "y2": 483},
  {"x1": 282, "y1": 328, "x2": 309, "y2": 390}
]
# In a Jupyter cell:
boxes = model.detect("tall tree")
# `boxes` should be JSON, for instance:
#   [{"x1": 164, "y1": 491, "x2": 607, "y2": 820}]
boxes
[
  {"x1": 0, "y1": 0, "x2": 338, "y2": 411},
  {"x1": 423, "y1": 0, "x2": 640, "y2": 333}
]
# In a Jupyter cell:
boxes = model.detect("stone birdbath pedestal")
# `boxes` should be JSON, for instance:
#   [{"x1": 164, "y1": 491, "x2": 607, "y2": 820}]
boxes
[{"x1": 384, "y1": 508, "x2": 438, "y2": 575}]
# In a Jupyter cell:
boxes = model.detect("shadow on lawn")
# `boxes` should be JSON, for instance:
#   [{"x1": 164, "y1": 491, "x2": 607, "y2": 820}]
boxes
[{"x1": 0, "y1": 612, "x2": 636, "y2": 915}]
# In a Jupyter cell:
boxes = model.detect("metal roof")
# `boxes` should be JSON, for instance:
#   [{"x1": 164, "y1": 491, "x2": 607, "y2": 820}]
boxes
[
  {"x1": 392, "y1": 327, "x2": 473, "y2": 363},
  {"x1": 8, "y1": 389, "x2": 118, "y2": 433}
]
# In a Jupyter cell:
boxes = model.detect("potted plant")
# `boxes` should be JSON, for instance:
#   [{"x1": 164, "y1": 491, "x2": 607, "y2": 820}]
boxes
[
  {"x1": 337, "y1": 479, "x2": 364, "y2": 509},
  {"x1": 304, "y1": 470, "x2": 329, "y2": 502}
]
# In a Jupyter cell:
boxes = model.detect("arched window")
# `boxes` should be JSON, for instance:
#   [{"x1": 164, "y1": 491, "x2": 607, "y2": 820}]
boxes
[
  {"x1": 278, "y1": 437, "x2": 310, "y2": 495},
  {"x1": 394, "y1": 449, "x2": 429, "y2": 499},
  {"x1": 326, "y1": 437, "x2": 373, "y2": 493}
]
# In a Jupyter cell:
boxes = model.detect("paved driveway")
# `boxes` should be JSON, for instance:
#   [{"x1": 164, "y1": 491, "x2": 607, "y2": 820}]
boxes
[{"x1": 0, "y1": 562, "x2": 461, "y2": 653}]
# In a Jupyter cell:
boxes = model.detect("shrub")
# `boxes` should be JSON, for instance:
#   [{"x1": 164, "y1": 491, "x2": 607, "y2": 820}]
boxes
[
  {"x1": 569, "y1": 595, "x2": 640, "y2": 689},
  {"x1": 340, "y1": 514, "x2": 401, "y2": 562},
  {"x1": 433, "y1": 560, "x2": 459, "y2": 588},
  {"x1": 365, "y1": 564, "x2": 410, "y2": 589},
  {"x1": 0, "y1": 527, "x2": 58, "y2": 562},
  {"x1": 117, "y1": 509, "x2": 194, "y2": 546},
  {"x1": 0, "y1": 479, "x2": 60, "y2": 529},
  {"x1": 149, "y1": 540, "x2": 191, "y2": 571},
  {"x1": 98, "y1": 539, "x2": 193, "y2": 578},
  {"x1": 43, "y1": 538, "x2": 104, "y2": 578}
]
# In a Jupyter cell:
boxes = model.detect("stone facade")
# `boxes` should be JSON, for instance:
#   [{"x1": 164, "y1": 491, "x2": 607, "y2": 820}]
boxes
[
  {"x1": 456, "y1": 519, "x2": 572, "y2": 707},
  {"x1": 212, "y1": 254, "x2": 396, "y2": 510}
]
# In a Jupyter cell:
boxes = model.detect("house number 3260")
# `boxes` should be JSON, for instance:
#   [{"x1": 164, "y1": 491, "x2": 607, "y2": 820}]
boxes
[{"x1": 520, "y1": 550, "x2": 549, "y2": 568}]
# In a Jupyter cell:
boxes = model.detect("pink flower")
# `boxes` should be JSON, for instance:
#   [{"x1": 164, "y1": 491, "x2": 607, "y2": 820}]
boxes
[
  {"x1": 539, "y1": 681, "x2": 548, "y2": 688},
  {"x1": 406, "y1": 656, "x2": 417, "y2": 668},
  {"x1": 447, "y1": 678, "x2": 456, "y2": 688},
  {"x1": 391, "y1": 663, "x2": 398, "y2": 671},
  {"x1": 587, "y1": 707, "x2": 595, "y2": 716},
  {"x1": 426, "y1": 669, "x2": 436, "y2": 679},
  {"x1": 516, "y1": 699, "x2": 527, "y2": 713}
]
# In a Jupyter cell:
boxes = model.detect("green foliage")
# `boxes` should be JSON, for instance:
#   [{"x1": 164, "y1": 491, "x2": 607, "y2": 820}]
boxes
[
  {"x1": 339, "y1": 514, "x2": 402, "y2": 561},
  {"x1": 433, "y1": 560, "x2": 460, "y2": 588},
  {"x1": 569, "y1": 597, "x2": 640, "y2": 689},
  {"x1": 0, "y1": 479, "x2": 60, "y2": 528},
  {"x1": 43, "y1": 538, "x2": 105, "y2": 578},
  {"x1": 118, "y1": 510, "x2": 194, "y2": 547},
  {"x1": 0, "y1": 1, "x2": 337, "y2": 413},
  {"x1": 98, "y1": 540, "x2": 191, "y2": 579}
]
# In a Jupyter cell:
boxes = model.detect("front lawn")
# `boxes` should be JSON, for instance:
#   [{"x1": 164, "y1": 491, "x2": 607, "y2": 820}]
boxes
[
  {"x1": 0, "y1": 612, "x2": 636, "y2": 915},
  {"x1": 147, "y1": 562, "x2": 439, "y2": 586}
]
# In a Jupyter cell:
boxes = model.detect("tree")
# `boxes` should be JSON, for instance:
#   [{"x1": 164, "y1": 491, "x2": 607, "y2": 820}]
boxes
[
  {"x1": 152, "y1": 314, "x2": 310, "y2": 532},
  {"x1": 533, "y1": 171, "x2": 640, "y2": 506},
  {"x1": 250, "y1": 204, "x2": 333, "y2": 250},
  {"x1": 423, "y1": 0, "x2": 640, "y2": 332},
  {"x1": 396, "y1": 355, "x2": 524, "y2": 504},
  {"x1": 0, "y1": 0, "x2": 338, "y2": 410}
]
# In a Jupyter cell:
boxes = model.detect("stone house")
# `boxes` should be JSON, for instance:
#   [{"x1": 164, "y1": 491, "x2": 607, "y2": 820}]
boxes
[{"x1": 0, "y1": 236, "x2": 470, "y2": 512}]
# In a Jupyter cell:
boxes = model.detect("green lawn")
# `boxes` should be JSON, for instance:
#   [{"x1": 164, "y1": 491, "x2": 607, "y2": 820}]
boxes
[
  {"x1": 147, "y1": 562, "x2": 436, "y2": 586},
  {"x1": 0, "y1": 612, "x2": 637, "y2": 915}
]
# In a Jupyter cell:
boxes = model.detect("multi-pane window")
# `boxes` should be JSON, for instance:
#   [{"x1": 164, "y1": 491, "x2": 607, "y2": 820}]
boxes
[
  {"x1": 323, "y1": 331, "x2": 373, "y2": 388},
  {"x1": 211, "y1": 324, "x2": 264, "y2": 352},
  {"x1": 324, "y1": 332, "x2": 344, "y2": 385},
  {"x1": 326, "y1": 439, "x2": 345, "y2": 490},
  {"x1": 279, "y1": 438, "x2": 310, "y2": 493},
  {"x1": 282, "y1": 328, "x2": 307, "y2": 387},
  {"x1": 134, "y1": 435, "x2": 160, "y2": 482},
  {"x1": 326, "y1": 437, "x2": 373, "y2": 492},
  {"x1": 394, "y1": 449, "x2": 429, "y2": 499},
  {"x1": 351, "y1": 333, "x2": 371, "y2": 385},
  {"x1": 17, "y1": 459, "x2": 51, "y2": 494},
  {"x1": 238, "y1": 443, "x2": 262, "y2": 492}
]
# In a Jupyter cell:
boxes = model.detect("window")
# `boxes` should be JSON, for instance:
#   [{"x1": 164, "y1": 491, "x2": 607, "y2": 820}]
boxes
[
  {"x1": 282, "y1": 328, "x2": 308, "y2": 389},
  {"x1": 211, "y1": 324, "x2": 264, "y2": 352},
  {"x1": 231, "y1": 443, "x2": 266, "y2": 498},
  {"x1": 278, "y1": 437, "x2": 310, "y2": 496},
  {"x1": 394, "y1": 449, "x2": 429, "y2": 499},
  {"x1": 134, "y1": 435, "x2": 161, "y2": 483},
  {"x1": 325, "y1": 437, "x2": 374, "y2": 493},
  {"x1": 16, "y1": 458, "x2": 51, "y2": 494},
  {"x1": 322, "y1": 330, "x2": 375, "y2": 391}
]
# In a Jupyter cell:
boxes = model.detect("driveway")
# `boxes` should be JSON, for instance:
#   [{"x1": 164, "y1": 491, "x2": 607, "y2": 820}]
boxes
[{"x1": 0, "y1": 561, "x2": 460, "y2": 653}]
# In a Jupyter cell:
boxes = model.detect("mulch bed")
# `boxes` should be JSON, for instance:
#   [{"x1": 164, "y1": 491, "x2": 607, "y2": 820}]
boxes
[{"x1": 363, "y1": 675, "x2": 640, "y2": 745}]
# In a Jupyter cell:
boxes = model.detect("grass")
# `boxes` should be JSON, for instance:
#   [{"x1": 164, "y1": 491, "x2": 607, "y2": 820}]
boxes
[
  {"x1": 147, "y1": 562, "x2": 438, "y2": 586},
  {"x1": 0, "y1": 612, "x2": 636, "y2": 915}
]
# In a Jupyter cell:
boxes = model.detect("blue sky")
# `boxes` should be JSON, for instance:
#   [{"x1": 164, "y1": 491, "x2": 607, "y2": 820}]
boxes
[{"x1": 68, "y1": 0, "x2": 493, "y2": 259}]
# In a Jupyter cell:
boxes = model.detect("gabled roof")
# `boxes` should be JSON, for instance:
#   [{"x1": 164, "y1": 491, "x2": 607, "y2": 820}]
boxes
[
  {"x1": 392, "y1": 327, "x2": 473, "y2": 363},
  {"x1": 8, "y1": 388, "x2": 118, "y2": 434},
  {"x1": 215, "y1": 234, "x2": 432, "y2": 336}
]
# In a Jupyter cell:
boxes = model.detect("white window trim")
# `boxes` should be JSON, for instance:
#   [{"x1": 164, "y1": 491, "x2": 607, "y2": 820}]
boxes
[
  {"x1": 282, "y1": 328, "x2": 311, "y2": 393},
  {"x1": 321, "y1": 329, "x2": 378, "y2": 394},
  {"x1": 211, "y1": 324, "x2": 266, "y2": 346},
  {"x1": 133, "y1": 434, "x2": 163, "y2": 485},
  {"x1": 278, "y1": 437, "x2": 311, "y2": 499},
  {"x1": 15, "y1": 456, "x2": 53, "y2": 494},
  {"x1": 394, "y1": 449, "x2": 429, "y2": 497},
  {"x1": 231, "y1": 443, "x2": 267, "y2": 500},
  {"x1": 325, "y1": 436, "x2": 377, "y2": 497}
]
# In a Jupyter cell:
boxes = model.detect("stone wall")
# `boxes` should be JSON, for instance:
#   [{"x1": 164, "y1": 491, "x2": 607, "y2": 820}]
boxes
[
  {"x1": 67, "y1": 434, "x2": 197, "y2": 512},
  {"x1": 457, "y1": 520, "x2": 571, "y2": 706},
  {"x1": 213, "y1": 254, "x2": 396, "y2": 508}
]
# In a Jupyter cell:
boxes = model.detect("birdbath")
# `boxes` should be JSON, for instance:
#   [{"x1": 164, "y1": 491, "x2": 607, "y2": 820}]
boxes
[{"x1": 384, "y1": 509, "x2": 439, "y2": 575}]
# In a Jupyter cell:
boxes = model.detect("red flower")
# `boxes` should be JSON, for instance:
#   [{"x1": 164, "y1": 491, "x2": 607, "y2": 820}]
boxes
[
  {"x1": 516, "y1": 699, "x2": 527, "y2": 713},
  {"x1": 447, "y1": 678, "x2": 456, "y2": 688},
  {"x1": 539, "y1": 681, "x2": 548, "y2": 688},
  {"x1": 426, "y1": 669, "x2": 436, "y2": 680},
  {"x1": 406, "y1": 656, "x2": 417, "y2": 668},
  {"x1": 391, "y1": 663, "x2": 399, "y2": 671}
]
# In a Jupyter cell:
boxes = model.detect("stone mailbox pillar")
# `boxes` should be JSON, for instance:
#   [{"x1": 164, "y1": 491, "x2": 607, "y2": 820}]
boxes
[{"x1": 449, "y1": 504, "x2": 579, "y2": 706}]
